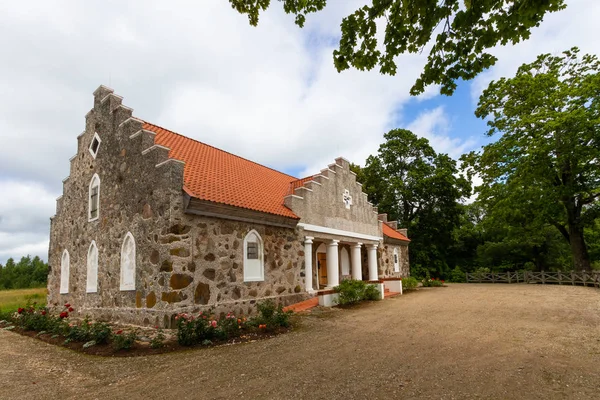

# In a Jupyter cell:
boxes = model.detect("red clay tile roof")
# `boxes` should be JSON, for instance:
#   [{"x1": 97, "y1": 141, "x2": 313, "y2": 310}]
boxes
[
  {"x1": 143, "y1": 122, "x2": 300, "y2": 219},
  {"x1": 382, "y1": 223, "x2": 410, "y2": 242}
]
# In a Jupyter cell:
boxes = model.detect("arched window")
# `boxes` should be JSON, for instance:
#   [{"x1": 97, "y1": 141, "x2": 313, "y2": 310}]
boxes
[
  {"x1": 88, "y1": 174, "x2": 100, "y2": 221},
  {"x1": 243, "y1": 230, "x2": 264, "y2": 282},
  {"x1": 393, "y1": 248, "x2": 400, "y2": 272},
  {"x1": 60, "y1": 250, "x2": 70, "y2": 294},
  {"x1": 86, "y1": 241, "x2": 98, "y2": 293},
  {"x1": 340, "y1": 247, "x2": 350, "y2": 276},
  {"x1": 120, "y1": 232, "x2": 136, "y2": 291}
]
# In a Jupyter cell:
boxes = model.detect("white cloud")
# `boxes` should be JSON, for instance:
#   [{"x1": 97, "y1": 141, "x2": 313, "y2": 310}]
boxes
[{"x1": 406, "y1": 107, "x2": 477, "y2": 160}]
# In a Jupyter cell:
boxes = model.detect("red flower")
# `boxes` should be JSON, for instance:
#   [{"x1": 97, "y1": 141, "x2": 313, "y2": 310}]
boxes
[
  {"x1": 41, "y1": 311, "x2": 47, "y2": 316},
  {"x1": 441, "y1": 280, "x2": 445, "y2": 283},
  {"x1": 64, "y1": 303, "x2": 71, "y2": 308},
  {"x1": 116, "y1": 330, "x2": 123, "y2": 335},
  {"x1": 68, "y1": 307, "x2": 74, "y2": 312},
  {"x1": 17, "y1": 308, "x2": 24, "y2": 314},
  {"x1": 59, "y1": 312, "x2": 68, "y2": 319}
]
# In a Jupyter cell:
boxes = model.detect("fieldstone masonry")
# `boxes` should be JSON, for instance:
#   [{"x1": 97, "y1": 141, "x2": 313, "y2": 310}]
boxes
[{"x1": 47, "y1": 86, "x2": 409, "y2": 328}]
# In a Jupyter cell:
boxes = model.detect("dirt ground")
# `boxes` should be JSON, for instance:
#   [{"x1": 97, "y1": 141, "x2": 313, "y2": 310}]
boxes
[{"x1": 2, "y1": 284, "x2": 600, "y2": 400}]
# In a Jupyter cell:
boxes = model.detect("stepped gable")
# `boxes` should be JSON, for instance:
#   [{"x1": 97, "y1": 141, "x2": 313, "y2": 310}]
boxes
[{"x1": 142, "y1": 122, "x2": 300, "y2": 219}]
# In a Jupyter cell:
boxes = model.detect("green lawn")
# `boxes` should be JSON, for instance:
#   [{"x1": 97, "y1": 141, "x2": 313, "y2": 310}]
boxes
[{"x1": 0, "y1": 288, "x2": 47, "y2": 313}]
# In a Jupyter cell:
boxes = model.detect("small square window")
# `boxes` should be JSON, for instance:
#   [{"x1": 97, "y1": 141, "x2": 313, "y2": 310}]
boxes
[
  {"x1": 89, "y1": 133, "x2": 102, "y2": 159},
  {"x1": 247, "y1": 242, "x2": 259, "y2": 259}
]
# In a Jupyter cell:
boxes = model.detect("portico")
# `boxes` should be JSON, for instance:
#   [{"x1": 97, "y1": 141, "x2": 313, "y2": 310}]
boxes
[{"x1": 302, "y1": 228, "x2": 381, "y2": 291}]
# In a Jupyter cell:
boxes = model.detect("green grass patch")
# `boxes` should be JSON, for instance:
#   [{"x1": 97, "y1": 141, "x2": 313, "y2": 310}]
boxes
[{"x1": 0, "y1": 288, "x2": 47, "y2": 313}]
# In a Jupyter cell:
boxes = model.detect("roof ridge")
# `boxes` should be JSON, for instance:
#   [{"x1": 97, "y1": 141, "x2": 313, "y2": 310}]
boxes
[{"x1": 141, "y1": 120, "x2": 299, "y2": 181}]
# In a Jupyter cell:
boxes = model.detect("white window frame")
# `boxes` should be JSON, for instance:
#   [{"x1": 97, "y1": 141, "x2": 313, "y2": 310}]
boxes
[
  {"x1": 88, "y1": 173, "x2": 100, "y2": 222},
  {"x1": 60, "y1": 249, "x2": 70, "y2": 294},
  {"x1": 86, "y1": 241, "x2": 98, "y2": 293},
  {"x1": 88, "y1": 132, "x2": 101, "y2": 159},
  {"x1": 393, "y1": 248, "x2": 400, "y2": 273},
  {"x1": 120, "y1": 232, "x2": 136, "y2": 291},
  {"x1": 243, "y1": 230, "x2": 264, "y2": 282}
]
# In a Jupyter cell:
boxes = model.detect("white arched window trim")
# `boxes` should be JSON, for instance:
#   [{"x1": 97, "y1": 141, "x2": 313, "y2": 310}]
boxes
[
  {"x1": 88, "y1": 173, "x2": 100, "y2": 222},
  {"x1": 60, "y1": 249, "x2": 70, "y2": 294},
  {"x1": 393, "y1": 248, "x2": 400, "y2": 273},
  {"x1": 243, "y1": 229, "x2": 264, "y2": 282},
  {"x1": 120, "y1": 232, "x2": 136, "y2": 291},
  {"x1": 86, "y1": 241, "x2": 98, "y2": 293}
]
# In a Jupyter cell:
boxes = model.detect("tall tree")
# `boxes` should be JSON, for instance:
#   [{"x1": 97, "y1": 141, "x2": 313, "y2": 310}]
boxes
[
  {"x1": 359, "y1": 129, "x2": 471, "y2": 278},
  {"x1": 464, "y1": 48, "x2": 600, "y2": 270},
  {"x1": 229, "y1": 0, "x2": 566, "y2": 95}
]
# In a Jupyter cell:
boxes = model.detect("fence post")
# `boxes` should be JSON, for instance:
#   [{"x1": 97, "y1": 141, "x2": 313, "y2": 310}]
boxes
[
  {"x1": 583, "y1": 271, "x2": 588, "y2": 287},
  {"x1": 541, "y1": 271, "x2": 546, "y2": 285},
  {"x1": 571, "y1": 271, "x2": 575, "y2": 286},
  {"x1": 465, "y1": 272, "x2": 469, "y2": 283},
  {"x1": 558, "y1": 271, "x2": 562, "y2": 285},
  {"x1": 508, "y1": 272, "x2": 512, "y2": 284}
]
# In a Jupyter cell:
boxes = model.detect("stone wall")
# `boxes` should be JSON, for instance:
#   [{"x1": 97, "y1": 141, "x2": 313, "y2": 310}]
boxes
[
  {"x1": 380, "y1": 242, "x2": 410, "y2": 277},
  {"x1": 48, "y1": 86, "x2": 308, "y2": 328}
]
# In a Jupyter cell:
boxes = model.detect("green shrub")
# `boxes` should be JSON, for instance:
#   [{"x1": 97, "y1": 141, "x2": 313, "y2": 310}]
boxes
[
  {"x1": 335, "y1": 279, "x2": 367, "y2": 305},
  {"x1": 402, "y1": 277, "x2": 418, "y2": 290},
  {"x1": 112, "y1": 331, "x2": 136, "y2": 350},
  {"x1": 89, "y1": 321, "x2": 112, "y2": 344},
  {"x1": 150, "y1": 328, "x2": 166, "y2": 349},
  {"x1": 364, "y1": 284, "x2": 381, "y2": 301},
  {"x1": 255, "y1": 299, "x2": 291, "y2": 330},
  {"x1": 450, "y1": 266, "x2": 466, "y2": 282},
  {"x1": 335, "y1": 279, "x2": 381, "y2": 304}
]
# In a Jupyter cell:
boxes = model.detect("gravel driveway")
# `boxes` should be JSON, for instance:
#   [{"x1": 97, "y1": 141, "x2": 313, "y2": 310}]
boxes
[{"x1": 2, "y1": 284, "x2": 599, "y2": 399}]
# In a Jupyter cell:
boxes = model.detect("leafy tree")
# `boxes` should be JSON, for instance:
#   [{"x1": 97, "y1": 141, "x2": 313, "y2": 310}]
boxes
[
  {"x1": 0, "y1": 256, "x2": 48, "y2": 290},
  {"x1": 229, "y1": 0, "x2": 566, "y2": 95},
  {"x1": 358, "y1": 128, "x2": 471, "y2": 278},
  {"x1": 463, "y1": 48, "x2": 600, "y2": 271}
]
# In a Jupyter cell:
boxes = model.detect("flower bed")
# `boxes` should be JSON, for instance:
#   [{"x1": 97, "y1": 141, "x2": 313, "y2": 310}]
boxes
[{"x1": 0, "y1": 299, "x2": 294, "y2": 357}]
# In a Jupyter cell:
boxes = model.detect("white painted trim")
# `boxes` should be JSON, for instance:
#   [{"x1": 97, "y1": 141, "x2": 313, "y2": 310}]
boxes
[
  {"x1": 130, "y1": 129, "x2": 156, "y2": 140},
  {"x1": 88, "y1": 173, "x2": 100, "y2": 222},
  {"x1": 142, "y1": 144, "x2": 170, "y2": 155},
  {"x1": 86, "y1": 241, "x2": 98, "y2": 293},
  {"x1": 335, "y1": 156, "x2": 351, "y2": 164},
  {"x1": 116, "y1": 104, "x2": 133, "y2": 112},
  {"x1": 320, "y1": 168, "x2": 336, "y2": 175},
  {"x1": 88, "y1": 132, "x2": 102, "y2": 159},
  {"x1": 294, "y1": 186, "x2": 313, "y2": 193},
  {"x1": 62, "y1": 176, "x2": 70, "y2": 183},
  {"x1": 308, "y1": 180, "x2": 322, "y2": 186},
  {"x1": 315, "y1": 174, "x2": 329, "y2": 180},
  {"x1": 349, "y1": 170, "x2": 357, "y2": 176},
  {"x1": 93, "y1": 85, "x2": 114, "y2": 95},
  {"x1": 243, "y1": 230, "x2": 264, "y2": 282},
  {"x1": 77, "y1": 131, "x2": 86, "y2": 139},
  {"x1": 56, "y1": 195, "x2": 63, "y2": 201},
  {"x1": 100, "y1": 93, "x2": 123, "y2": 104},
  {"x1": 69, "y1": 154, "x2": 77, "y2": 162},
  {"x1": 156, "y1": 158, "x2": 185, "y2": 168},
  {"x1": 283, "y1": 194, "x2": 303, "y2": 200},
  {"x1": 60, "y1": 249, "x2": 69, "y2": 294},
  {"x1": 118, "y1": 117, "x2": 144, "y2": 128},
  {"x1": 297, "y1": 223, "x2": 382, "y2": 242},
  {"x1": 120, "y1": 232, "x2": 136, "y2": 291}
]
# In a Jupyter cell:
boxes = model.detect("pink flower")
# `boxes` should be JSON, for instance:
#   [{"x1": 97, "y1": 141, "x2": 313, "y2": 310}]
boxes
[
  {"x1": 175, "y1": 315, "x2": 179, "y2": 320},
  {"x1": 211, "y1": 320, "x2": 217, "y2": 328}
]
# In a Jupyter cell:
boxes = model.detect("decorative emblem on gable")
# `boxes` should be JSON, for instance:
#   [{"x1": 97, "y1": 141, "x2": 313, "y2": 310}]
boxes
[{"x1": 342, "y1": 189, "x2": 353, "y2": 209}]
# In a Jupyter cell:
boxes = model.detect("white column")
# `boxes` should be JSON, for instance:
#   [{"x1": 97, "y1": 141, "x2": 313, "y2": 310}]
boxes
[
  {"x1": 304, "y1": 237, "x2": 314, "y2": 293},
  {"x1": 326, "y1": 240, "x2": 340, "y2": 287},
  {"x1": 351, "y1": 243, "x2": 362, "y2": 281},
  {"x1": 368, "y1": 244, "x2": 378, "y2": 281}
]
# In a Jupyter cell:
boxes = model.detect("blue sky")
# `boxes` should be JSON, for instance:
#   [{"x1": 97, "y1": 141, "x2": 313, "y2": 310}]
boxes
[{"x1": 0, "y1": 0, "x2": 598, "y2": 263}]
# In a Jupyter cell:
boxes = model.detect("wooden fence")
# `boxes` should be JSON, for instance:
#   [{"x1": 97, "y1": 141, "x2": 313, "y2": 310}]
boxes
[{"x1": 465, "y1": 271, "x2": 600, "y2": 288}]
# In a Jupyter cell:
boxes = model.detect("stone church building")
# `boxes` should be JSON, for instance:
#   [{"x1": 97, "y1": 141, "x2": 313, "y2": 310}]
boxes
[{"x1": 47, "y1": 85, "x2": 410, "y2": 328}]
